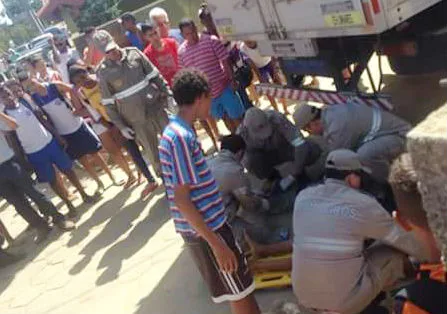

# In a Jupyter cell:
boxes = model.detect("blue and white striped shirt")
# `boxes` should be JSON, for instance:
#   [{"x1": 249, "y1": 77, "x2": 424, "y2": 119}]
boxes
[{"x1": 159, "y1": 116, "x2": 226, "y2": 235}]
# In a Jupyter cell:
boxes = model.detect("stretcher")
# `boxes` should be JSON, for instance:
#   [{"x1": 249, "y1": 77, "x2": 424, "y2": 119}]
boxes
[{"x1": 253, "y1": 253, "x2": 292, "y2": 290}]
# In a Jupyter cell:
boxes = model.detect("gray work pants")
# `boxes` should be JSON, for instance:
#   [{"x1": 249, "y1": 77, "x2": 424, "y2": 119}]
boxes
[
  {"x1": 357, "y1": 135, "x2": 406, "y2": 182},
  {"x1": 294, "y1": 245, "x2": 406, "y2": 314},
  {"x1": 130, "y1": 108, "x2": 169, "y2": 176}
]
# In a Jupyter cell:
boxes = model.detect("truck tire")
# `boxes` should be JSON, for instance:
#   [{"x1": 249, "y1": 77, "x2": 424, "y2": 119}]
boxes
[{"x1": 388, "y1": 35, "x2": 447, "y2": 75}]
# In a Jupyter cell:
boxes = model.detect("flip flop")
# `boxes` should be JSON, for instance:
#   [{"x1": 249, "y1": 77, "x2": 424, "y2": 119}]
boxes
[
  {"x1": 140, "y1": 182, "x2": 159, "y2": 199},
  {"x1": 124, "y1": 177, "x2": 137, "y2": 189}
]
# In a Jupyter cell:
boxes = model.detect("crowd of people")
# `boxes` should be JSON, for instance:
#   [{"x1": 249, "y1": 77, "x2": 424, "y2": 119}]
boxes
[{"x1": 0, "y1": 4, "x2": 444, "y2": 314}]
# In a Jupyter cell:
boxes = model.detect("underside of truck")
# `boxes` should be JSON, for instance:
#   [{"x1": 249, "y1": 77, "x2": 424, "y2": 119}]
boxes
[{"x1": 280, "y1": 0, "x2": 447, "y2": 92}]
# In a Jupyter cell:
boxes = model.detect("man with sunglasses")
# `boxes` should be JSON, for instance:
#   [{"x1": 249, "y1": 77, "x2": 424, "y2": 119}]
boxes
[
  {"x1": 293, "y1": 102, "x2": 411, "y2": 182},
  {"x1": 94, "y1": 30, "x2": 170, "y2": 177}
]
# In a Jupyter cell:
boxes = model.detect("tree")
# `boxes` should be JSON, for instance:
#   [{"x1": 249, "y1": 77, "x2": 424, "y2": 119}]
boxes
[
  {"x1": 77, "y1": 0, "x2": 121, "y2": 30},
  {"x1": 3, "y1": 0, "x2": 42, "y2": 19}
]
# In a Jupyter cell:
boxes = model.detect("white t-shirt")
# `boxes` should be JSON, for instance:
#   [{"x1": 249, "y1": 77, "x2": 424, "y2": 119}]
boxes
[
  {"x1": 5, "y1": 103, "x2": 53, "y2": 154},
  {"x1": 239, "y1": 42, "x2": 272, "y2": 68},
  {"x1": 53, "y1": 48, "x2": 80, "y2": 83},
  {"x1": 42, "y1": 97, "x2": 83, "y2": 135}
]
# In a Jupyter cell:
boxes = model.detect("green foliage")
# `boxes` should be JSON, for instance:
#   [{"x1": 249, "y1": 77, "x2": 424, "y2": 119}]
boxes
[
  {"x1": 0, "y1": 0, "x2": 42, "y2": 52},
  {"x1": 77, "y1": 0, "x2": 122, "y2": 30},
  {"x1": 0, "y1": 23, "x2": 39, "y2": 52},
  {"x1": 3, "y1": 0, "x2": 41, "y2": 18}
]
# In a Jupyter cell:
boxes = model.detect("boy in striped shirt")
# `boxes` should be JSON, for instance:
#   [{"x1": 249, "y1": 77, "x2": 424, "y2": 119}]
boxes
[{"x1": 159, "y1": 69, "x2": 260, "y2": 314}]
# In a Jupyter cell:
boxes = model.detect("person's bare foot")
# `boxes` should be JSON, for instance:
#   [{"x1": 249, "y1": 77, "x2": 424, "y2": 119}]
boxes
[
  {"x1": 67, "y1": 193, "x2": 77, "y2": 202},
  {"x1": 140, "y1": 182, "x2": 159, "y2": 199}
]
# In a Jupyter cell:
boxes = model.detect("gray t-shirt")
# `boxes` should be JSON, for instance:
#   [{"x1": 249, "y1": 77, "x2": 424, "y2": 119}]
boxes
[
  {"x1": 208, "y1": 150, "x2": 265, "y2": 223},
  {"x1": 323, "y1": 102, "x2": 411, "y2": 152},
  {"x1": 292, "y1": 179, "x2": 430, "y2": 311}
]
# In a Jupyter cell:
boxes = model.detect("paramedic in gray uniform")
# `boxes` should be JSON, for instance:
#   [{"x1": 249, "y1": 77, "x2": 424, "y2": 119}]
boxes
[
  {"x1": 293, "y1": 102, "x2": 411, "y2": 182},
  {"x1": 94, "y1": 30, "x2": 170, "y2": 176},
  {"x1": 292, "y1": 149, "x2": 433, "y2": 314},
  {"x1": 237, "y1": 108, "x2": 323, "y2": 183}
]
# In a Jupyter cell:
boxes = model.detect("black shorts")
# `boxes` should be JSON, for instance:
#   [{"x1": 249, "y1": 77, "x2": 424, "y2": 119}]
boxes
[
  {"x1": 62, "y1": 123, "x2": 102, "y2": 160},
  {"x1": 183, "y1": 223, "x2": 255, "y2": 303}
]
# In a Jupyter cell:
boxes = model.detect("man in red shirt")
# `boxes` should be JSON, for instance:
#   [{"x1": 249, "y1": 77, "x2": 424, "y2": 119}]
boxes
[{"x1": 142, "y1": 23, "x2": 179, "y2": 87}]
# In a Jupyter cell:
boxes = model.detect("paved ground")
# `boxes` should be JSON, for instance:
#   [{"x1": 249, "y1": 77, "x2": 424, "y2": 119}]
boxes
[
  {"x1": 0, "y1": 113, "x2": 296, "y2": 314},
  {"x1": 0, "y1": 165, "x2": 295, "y2": 314},
  {"x1": 1, "y1": 55, "x2": 445, "y2": 314}
]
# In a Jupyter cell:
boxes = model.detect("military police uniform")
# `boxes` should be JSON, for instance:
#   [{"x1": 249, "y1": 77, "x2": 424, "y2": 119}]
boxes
[{"x1": 95, "y1": 32, "x2": 170, "y2": 175}]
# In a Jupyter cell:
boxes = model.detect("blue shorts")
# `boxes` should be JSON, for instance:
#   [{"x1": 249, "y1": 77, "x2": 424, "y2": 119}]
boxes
[
  {"x1": 258, "y1": 62, "x2": 274, "y2": 82},
  {"x1": 63, "y1": 122, "x2": 102, "y2": 160},
  {"x1": 211, "y1": 85, "x2": 246, "y2": 119},
  {"x1": 27, "y1": 139, "x2": 73, "y2": 183}
]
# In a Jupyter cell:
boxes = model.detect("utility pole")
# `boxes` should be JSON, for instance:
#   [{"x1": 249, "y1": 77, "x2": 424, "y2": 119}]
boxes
[{"x1": 29, "y1": 8, "x2": 44, "y2": 33}]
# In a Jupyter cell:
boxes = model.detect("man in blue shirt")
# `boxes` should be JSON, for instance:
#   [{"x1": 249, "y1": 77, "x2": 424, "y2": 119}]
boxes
[
  {"x1": 159, "y1": 69, "x2": 260, "y2": 314},
  {"x1": 119, "y1": 12, "x2": 144, "y2": 50}
]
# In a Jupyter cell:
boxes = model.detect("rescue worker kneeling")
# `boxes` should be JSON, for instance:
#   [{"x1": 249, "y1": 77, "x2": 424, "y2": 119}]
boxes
[
  {"x1": 208, "y1": 135, "x2": 296, "y2": 245},
  {"x1": 293, "y1": 102, "x2": 411, "y2": 182},
  {"x1": 292, "y1": 149, "x2": 437, "y2": 314},
  {"x1": 238, "y1": 108, "x2": 324, "y2": 187}
]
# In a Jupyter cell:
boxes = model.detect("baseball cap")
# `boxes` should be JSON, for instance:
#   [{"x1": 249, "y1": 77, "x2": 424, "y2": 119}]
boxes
[
  {"x1": 325, "y1": 149, "x2": 372, "y2": 174},
  {"x1": 293, "y1": 103, "x2": 320, "y2": 130},
  {"x1": 118, "y1": 12, "x2": 136, "y2": 24},
  {"x1": 92, "y1": 30, "x2": 119, "y2": 54},
  {"x1": 243, "y1": 108, "x2": 273, "y2": 141}
]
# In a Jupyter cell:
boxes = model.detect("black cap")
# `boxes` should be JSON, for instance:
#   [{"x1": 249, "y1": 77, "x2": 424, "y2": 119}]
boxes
[{"x1": 118, "y1": 12, "x2": 136, "y2": 24}]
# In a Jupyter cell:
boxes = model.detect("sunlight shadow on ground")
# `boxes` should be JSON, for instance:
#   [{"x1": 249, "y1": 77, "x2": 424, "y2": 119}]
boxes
[
  {"x1": 135, "y1": 249, "x2": 229, "y2": 314},
  {"x1": 67, "y1": 189, "x2": 133, "y2": 248},
  {"x1": 95, "y1": 195, "x2": 170, "y2": 286},
  {"x1": 134, "y1": 246, "x2": 296, "y2": 314}
]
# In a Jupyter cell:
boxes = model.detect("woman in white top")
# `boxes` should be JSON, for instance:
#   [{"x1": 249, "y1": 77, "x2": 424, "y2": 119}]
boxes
[
  {"x1": 240, "y1": 40, "x2": 290, "y2": 114},
  {"x1": 21, "y1": 77, "x2": 124, "y2": 193}
]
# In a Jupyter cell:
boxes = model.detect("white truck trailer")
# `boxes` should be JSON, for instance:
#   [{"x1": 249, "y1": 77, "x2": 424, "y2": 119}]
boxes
[{"x1": 207, "y1": 0, "x2": 446, "y2": 91}]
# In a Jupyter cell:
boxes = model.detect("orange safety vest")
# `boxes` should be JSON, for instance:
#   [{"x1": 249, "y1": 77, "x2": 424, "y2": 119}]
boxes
[{"x1": 396, "y1": 264, "x2": 446, "y2": 314}]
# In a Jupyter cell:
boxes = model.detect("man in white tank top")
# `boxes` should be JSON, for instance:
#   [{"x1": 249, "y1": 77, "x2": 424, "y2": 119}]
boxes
[
  {"x1": 0, "y1": 100, "x2": 75, "y2": 235},
  {"x1": 21, "y1": 77, "x2": 124, "y2": 194},
  {"x1": 0, "y1": 85, "x2": 98, "y2": 217}
]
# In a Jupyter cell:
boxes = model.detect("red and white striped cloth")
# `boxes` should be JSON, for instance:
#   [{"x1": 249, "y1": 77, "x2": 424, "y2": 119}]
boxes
[{"x1": 255, "y1": 83, "x2": 393, "y2": 111}]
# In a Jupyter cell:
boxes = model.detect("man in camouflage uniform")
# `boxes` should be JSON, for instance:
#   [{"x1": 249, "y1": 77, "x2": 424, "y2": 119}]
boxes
[{"x1": 94, "y1": 30, "x2": 170, "y2": 176}]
